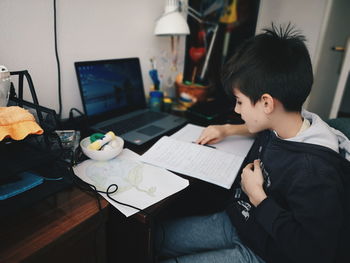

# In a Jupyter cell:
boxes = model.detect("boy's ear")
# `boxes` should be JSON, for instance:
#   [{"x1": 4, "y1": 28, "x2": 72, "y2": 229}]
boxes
[{"x1": 261, "y1": 93, "x2": 274, "y2": 114}]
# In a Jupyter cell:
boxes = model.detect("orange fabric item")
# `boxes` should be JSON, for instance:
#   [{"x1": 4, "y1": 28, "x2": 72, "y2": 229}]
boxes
[{"x1": 0, "y1": 106, "x2": 43, "y2": 141}]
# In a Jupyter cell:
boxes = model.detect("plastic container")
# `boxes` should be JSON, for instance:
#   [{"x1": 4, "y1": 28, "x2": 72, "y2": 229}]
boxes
[
  {"x1": 149, "y1": 90, "x2": 164, "y2": 111},
  {"x1": 163, "y1": 97, "x2": 173, "y2": 113}
]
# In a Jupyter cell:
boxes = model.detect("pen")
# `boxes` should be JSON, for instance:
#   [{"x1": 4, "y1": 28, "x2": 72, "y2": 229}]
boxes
[
  {"x1": 191, "y1": 141, "x2": 216, "y2": 149},
  {"x1": 149, "y1": 58, "x2": 160, "y2": 90}
]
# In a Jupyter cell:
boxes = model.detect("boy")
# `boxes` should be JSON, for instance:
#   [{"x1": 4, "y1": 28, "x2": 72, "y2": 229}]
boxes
[{"x1": 155, "y1": 24, "x2": 350, "y2": 263}]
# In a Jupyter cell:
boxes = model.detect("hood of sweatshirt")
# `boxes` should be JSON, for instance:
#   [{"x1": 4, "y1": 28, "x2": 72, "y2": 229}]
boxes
[{"x1": 285, "y1": 110, "x2": 350, "y2": 161}]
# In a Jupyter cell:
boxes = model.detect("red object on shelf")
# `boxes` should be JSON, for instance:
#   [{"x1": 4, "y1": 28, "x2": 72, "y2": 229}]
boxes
[{"x1": 189, "y1": 47, "x2": 206, "y2": 63}]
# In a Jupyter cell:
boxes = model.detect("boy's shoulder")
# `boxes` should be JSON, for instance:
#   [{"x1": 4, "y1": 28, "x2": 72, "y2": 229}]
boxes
[
  {"x1": 261, "y1": 110, "x2": 350, "y2": 160},
  {"x1": 255, "y1": 127, "x2": 348, "y2": 170}
]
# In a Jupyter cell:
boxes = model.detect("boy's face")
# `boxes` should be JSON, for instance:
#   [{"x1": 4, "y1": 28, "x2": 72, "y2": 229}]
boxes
[{"x1": 233, "y1": 88, "x2": 269, "y2": 133}]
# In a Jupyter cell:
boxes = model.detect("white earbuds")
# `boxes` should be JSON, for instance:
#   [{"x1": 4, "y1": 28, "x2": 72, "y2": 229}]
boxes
[{"x1": 101, "y1": 140, "x2": 118, "y2": 151}]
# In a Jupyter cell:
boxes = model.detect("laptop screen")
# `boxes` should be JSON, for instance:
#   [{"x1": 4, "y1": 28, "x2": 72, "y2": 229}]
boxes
[{"x1": 75, "y1": 58, "x2": 147, "y2": 117}]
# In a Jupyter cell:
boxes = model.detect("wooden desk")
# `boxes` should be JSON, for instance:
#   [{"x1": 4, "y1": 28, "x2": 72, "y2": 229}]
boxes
[
  {"x1": 0, "y1": 187, "x2": 108, "y2": 263},
  {"x1": 0, "y1": 114, "x2": 241, "y2": 263}
]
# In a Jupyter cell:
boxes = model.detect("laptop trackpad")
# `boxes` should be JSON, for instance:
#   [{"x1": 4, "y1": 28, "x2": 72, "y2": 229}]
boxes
[{"x1": 137, "y1": 125, "x2": 164, "y2": 136}]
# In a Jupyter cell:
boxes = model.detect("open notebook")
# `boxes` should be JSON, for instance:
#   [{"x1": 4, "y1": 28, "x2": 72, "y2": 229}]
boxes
[{"x1": 141, "y1": 124, "x2": 254, "y2": 189}]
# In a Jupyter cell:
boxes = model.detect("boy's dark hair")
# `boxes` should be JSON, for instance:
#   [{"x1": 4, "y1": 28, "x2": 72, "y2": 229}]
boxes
[{"x1": 222, "y1": 23, "x2": 313, "y2": 112}]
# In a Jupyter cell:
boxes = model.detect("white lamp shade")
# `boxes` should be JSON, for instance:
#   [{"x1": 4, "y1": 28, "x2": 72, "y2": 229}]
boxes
[{"x1": 154, "y1": 1, "x2": 190, "y2": 36}]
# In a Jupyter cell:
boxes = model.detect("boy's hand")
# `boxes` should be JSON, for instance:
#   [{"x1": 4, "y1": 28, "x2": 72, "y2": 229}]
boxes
[
  {"x1": 196, "y1": 125, "x2": 228, "y2": 145},
  {"x1": 241, "y1": 159, "x2": 267, "y2": 207}
]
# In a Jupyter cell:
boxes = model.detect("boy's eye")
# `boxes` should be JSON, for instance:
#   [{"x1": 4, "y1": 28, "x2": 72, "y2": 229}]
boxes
[{"x1": 236, "y1": 101, "x2": 242, "y2": 105}]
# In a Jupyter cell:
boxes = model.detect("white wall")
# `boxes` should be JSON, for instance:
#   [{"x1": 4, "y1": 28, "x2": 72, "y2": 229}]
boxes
[
  {"x1": 2, "y1": 0, "x2": 345, "y2": 119},
  {"x1": 0, "y1": 0, "x2": 186, "y2": 118},
  {"x1": 256, "y1": 0, "x2": 350, "y2": 119},
  {"x1": 339, "y1": 77, "x2": 350, "y2": 113},
  {"x1": 255, "y1": 0, "x2": 328, "y2": 67},
  {"x1": 308, "y1": 0, "x2": 350, "y2": 118}
]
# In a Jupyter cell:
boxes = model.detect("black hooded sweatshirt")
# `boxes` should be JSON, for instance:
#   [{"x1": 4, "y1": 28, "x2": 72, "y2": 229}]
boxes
[{"x1": 226, "y1": 115, "x2": 350, "y2": 263}]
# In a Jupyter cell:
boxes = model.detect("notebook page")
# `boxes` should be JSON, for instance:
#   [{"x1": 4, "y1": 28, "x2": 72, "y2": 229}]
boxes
[
  {"x1": 141, "y1": 136, "x2": 245, "y2": 189},
  {"x1": 171, "y1": 123, "x2": 254, "y2": 157}
]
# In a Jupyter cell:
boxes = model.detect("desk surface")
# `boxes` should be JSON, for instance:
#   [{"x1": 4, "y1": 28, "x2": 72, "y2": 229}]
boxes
[
  {"x1": 0, "y1": 114, "x2": 242, "y2": 263},
  {"x1": 0, "y1": 186, "x2": 108, "y2": 262}
]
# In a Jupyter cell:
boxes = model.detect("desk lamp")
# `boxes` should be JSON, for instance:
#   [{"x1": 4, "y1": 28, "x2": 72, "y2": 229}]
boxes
[
  {"x1": 154, "y1": 0, "x2": 219, "y2": 82},
  {"x1": 154, "y1": 0, "x2": 190, "y2": 36}
]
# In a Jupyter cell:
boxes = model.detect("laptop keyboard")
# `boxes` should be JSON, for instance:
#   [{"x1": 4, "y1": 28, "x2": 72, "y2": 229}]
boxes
[{"x1": 100, "y1": 111, "x2": 167, "y2": 135}]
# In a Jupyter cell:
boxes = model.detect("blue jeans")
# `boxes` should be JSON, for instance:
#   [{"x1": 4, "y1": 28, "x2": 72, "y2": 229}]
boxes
[{"x1": 155, "y1": 211, "x2": 265, "y2": 263}]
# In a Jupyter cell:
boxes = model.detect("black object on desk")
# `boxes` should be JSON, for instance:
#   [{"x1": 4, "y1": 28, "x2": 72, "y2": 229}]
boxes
[
  {"x1": 186, "y1": 99, "x2": 238, "y2": 125},
  {"x1": 0, "y1": 71, "x2": 72, "y2": 217},
  {"x1": 0, "y1": 172, "x2": 44, "y2": 200},
  {"x1": 0, "y1": 128, "x2": 73, "y2": 216}
]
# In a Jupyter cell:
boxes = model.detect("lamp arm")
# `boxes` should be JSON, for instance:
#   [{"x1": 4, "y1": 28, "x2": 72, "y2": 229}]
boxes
[
  {"x1": 187, "y1": 10, "x2": 203, "y2": 24},
  {"x1": 187, "y1": 5, "x2": 202, "y2": 19},
  {"x1": 178, "y1": 0, "x2": 204, "y2": 24},
  {"x1": 155, "y1": 1, "x2": 202, "y2": 24},
  {"x1": 200, "y1": 24, "x2": 219, "y2": 80},
  {"x1": 179, "y1": 0, "x2": 220, "y2": 26},
  {"x1": 156, "y1": 1, "x2": 216, "y2": 26}
]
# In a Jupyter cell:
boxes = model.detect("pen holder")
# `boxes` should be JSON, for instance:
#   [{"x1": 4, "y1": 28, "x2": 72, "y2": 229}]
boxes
[{"x1": 175, "y1": 81, "x2": 210, "y2": 103}]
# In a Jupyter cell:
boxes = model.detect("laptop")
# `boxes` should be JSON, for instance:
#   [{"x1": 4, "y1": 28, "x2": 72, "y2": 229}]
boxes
[{"x1": 75, "y1": 57, "x2": 186, "y2": 145}]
